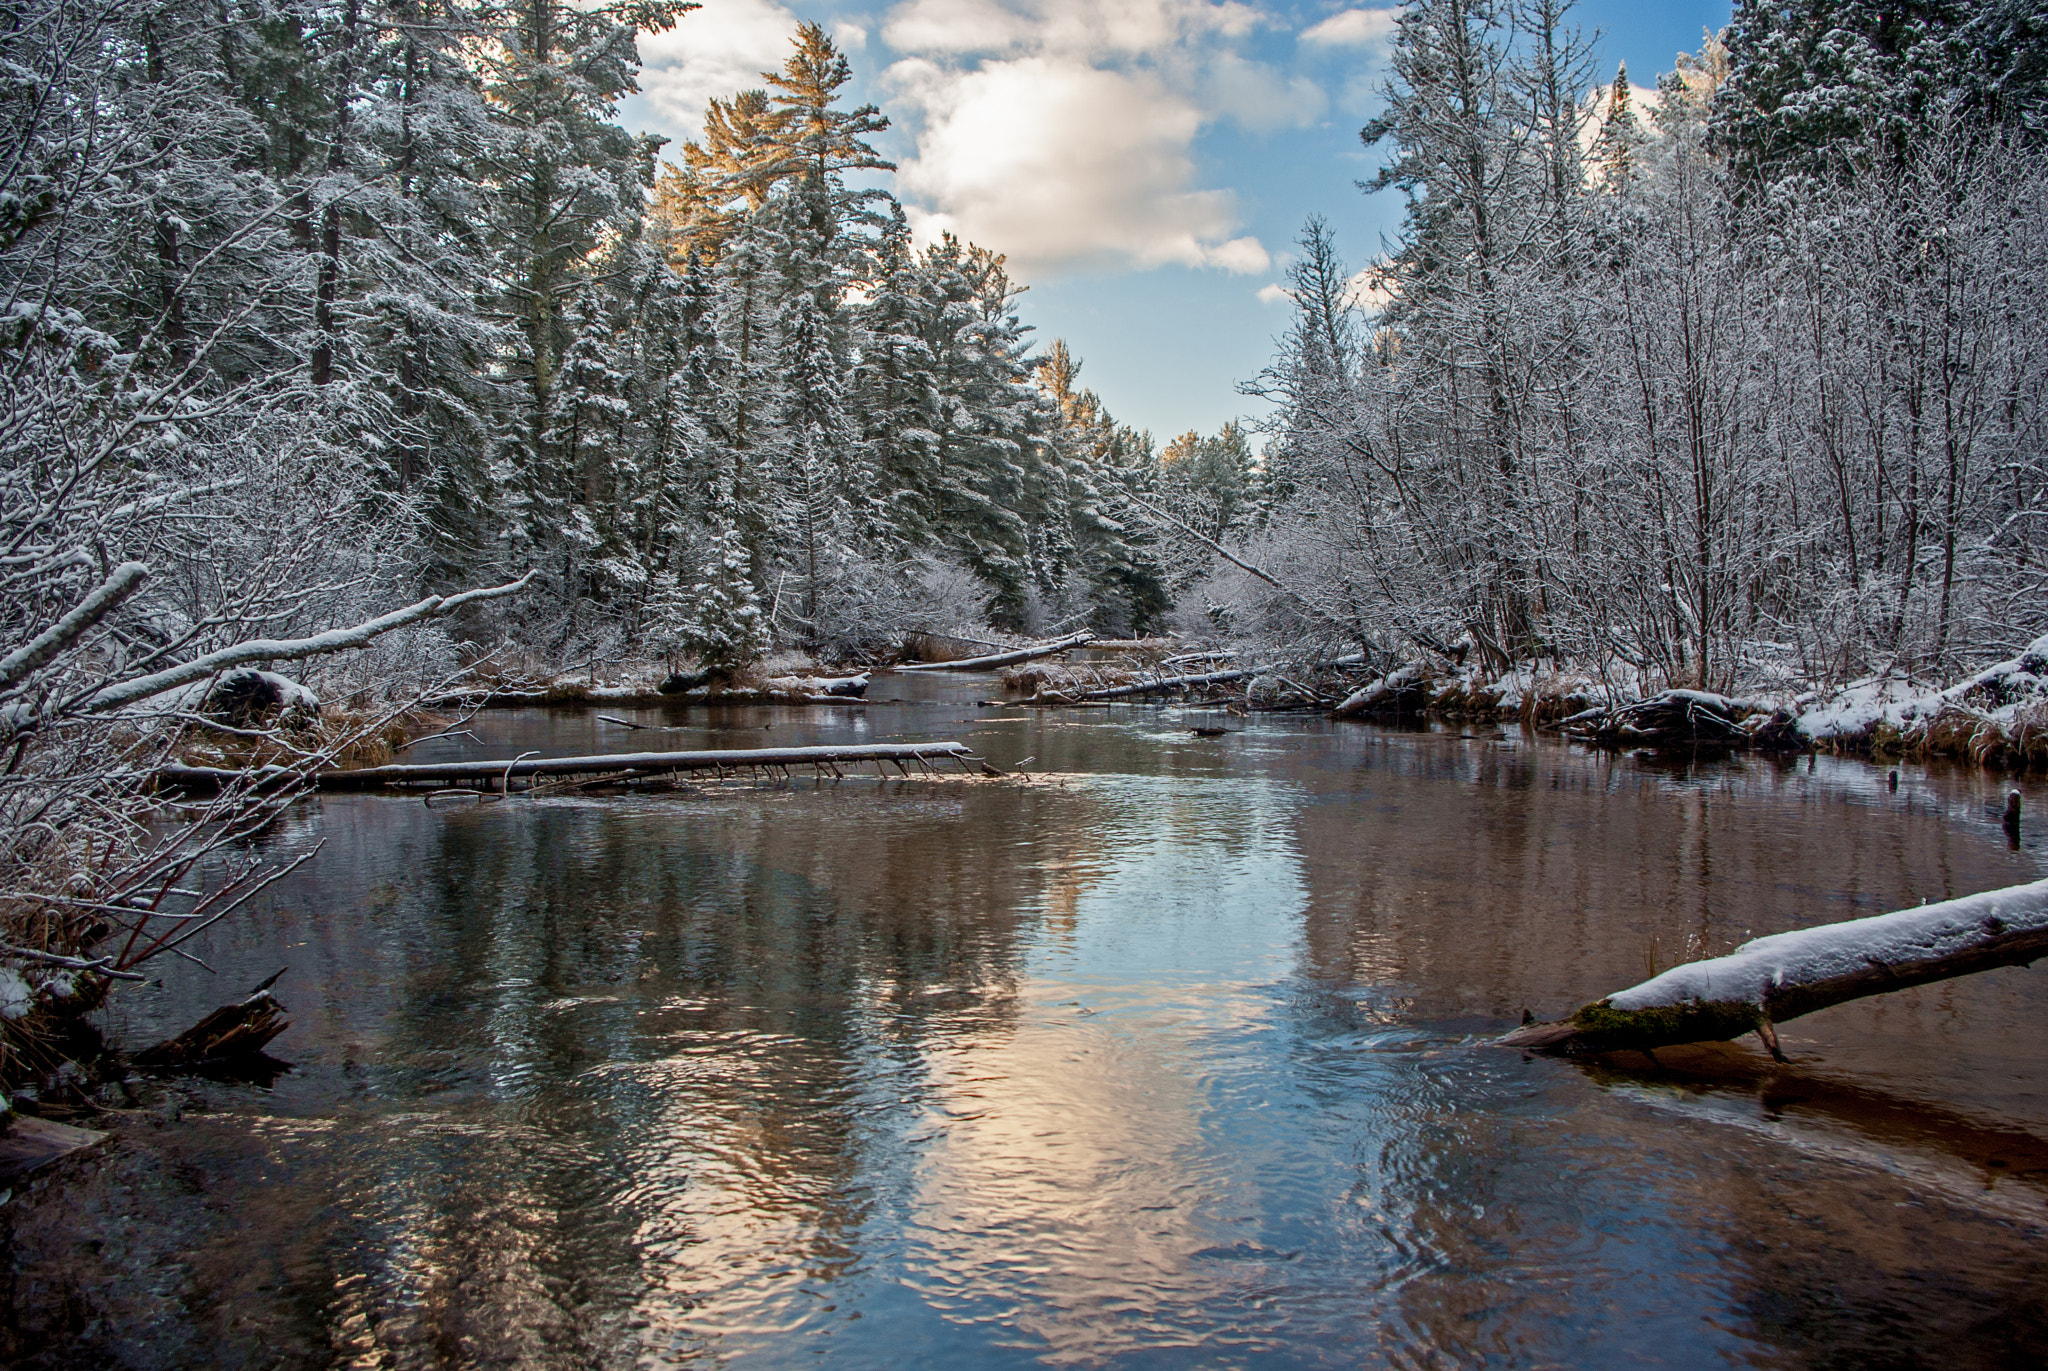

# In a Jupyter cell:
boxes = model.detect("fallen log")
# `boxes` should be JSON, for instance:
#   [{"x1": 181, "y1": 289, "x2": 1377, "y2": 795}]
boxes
[
  {"x1": 1065, "y1": 653, "x2": 1366, "y2": 704},
  {"x1": 157, "y1": 742, "x2": 974, "y2": 792},
  {"x1": 1331, "y1": 663, "x2": 1431, "y2": 719},
  {"x1": 892, "y1": 632, "x2": 1094, "y2": 673},
  {"x1": 0, "y1": 1113, "x2": 108, "y2": 1184},
  {"x1": 1560, "y1": 688, "x2": 1751, "y2": 750},
  {"x1": 133, "y1": 988, "x2": 290, "y2": 1068},
  {"x1": 1499, "y1": 876, "x2": 2048, "y2": 1057},
  {"x1": 1073, "y1": 666, "x2": 1255, "y2": 701}
]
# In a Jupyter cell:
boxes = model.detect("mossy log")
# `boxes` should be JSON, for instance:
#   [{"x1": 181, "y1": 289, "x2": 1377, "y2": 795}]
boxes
[{"x1": 1500, "y1": 876, "x2": 2048, "y2": 1056}]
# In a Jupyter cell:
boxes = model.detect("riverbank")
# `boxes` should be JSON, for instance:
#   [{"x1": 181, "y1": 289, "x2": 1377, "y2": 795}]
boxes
[{"x1": 1012, "y1": 636, "x2": 2048, "y2": 772}]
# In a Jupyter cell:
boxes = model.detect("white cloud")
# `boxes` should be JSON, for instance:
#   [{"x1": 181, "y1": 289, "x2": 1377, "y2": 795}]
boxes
[
  {"x1": 880, "y1": 0, "x2": 1287, "y2": 278},
  {"x1": 883, "y1": 0, "x2": 1260, "y2": 60},
  {"x1": 1204, "y1": 51, "x2": 1326, "y2": 132},
  {"x1": 893, "y1": 56, "x2": 1269, "y2": 278},
  {"x1": 1300, "y1": 8, "x2": 1399, "y2": 48},
  {"x1": 1344, "y1": 263, "x2": 1395, "y2": 312},
  {"x1": 1256, "y1": 282, "x2": 1291, "y2": 305},
  {"x1": 833, "y1": 20, "x2": 869, "y2": 50},
  {"x1": 638, "y1": 0, "x2": 801, "y2": 134}
]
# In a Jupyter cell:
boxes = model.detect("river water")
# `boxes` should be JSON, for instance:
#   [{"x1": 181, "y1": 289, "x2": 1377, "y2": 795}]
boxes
[{"x1": 76, "y1": 673, "x2": 2048, "y2": 1367}]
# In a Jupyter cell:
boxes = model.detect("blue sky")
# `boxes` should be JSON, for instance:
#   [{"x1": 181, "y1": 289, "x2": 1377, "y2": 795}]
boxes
[{"x1": 623, "y1": 1, "x2": 1733, "y2": 444}]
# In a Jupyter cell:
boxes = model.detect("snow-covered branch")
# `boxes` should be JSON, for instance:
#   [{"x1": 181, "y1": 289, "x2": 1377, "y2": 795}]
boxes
[{"x1": 81, "y1": 573, "x2": 533, "y2": 715}]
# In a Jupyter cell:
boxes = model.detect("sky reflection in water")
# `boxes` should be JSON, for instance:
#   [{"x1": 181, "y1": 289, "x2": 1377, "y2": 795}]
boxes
[{"x1": 101, "y1": 687, "x2": 2048, "y2": 1369}]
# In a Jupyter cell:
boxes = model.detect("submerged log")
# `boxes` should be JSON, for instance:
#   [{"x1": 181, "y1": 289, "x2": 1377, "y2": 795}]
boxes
[
  {"x1": 157, "y1": 742, "x2": 975, "y2": 793},
  {"x1": 133, "y1": 988, "x2": 290, "y2": 1068},
  {"x1": 1500, "y1": 876, "x2": 2048, "y2": 1056},
  {"x1": 892, "y1": 632, "x2": 1095, "y2": 673}
]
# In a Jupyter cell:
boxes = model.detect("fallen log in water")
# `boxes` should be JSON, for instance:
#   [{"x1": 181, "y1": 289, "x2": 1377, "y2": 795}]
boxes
[
  {"x1": 1499, "y1": 876, "x2": 2048, "y2": 1057},
  {"x1": 133, "y1": 988, "x2": 290, "y2": 1068},
  {"x1": 1070, "y1": 666, "x2": 1255, "y2": 701},
  {"x1": 1057, "y1": 653, "x2": 1366, "y2": 705},
  {"x1": 1330, "y1": 664, "x2": 1431, "y2": 719},
  {"x1": 157, "y1": 742, "x2": 976, "y2": 792},
  {"x1": 1559, "y1": 688, "x2": 1752, "y2": 750},
  {"x1": 893, "y1": 631, "x2": 1095, "y2": 673}
]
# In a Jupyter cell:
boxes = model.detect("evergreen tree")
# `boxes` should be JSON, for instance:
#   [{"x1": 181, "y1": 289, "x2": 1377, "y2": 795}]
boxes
[
  {"x1": 677, "y1": 494, "x2": 770, "y2": 673},
  {"x1": 474, "y1": 0, "x2": 688, "y2": 583}
]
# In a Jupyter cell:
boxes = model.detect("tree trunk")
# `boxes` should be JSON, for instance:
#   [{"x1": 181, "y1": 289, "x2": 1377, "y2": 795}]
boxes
[{"x1": 1500, "y1": 877, "x2": 2048, "y2": 1056}]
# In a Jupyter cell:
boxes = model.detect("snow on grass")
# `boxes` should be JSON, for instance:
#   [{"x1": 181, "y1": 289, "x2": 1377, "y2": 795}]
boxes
[
  {"x1": 0, "y1": 966, "x2": 33, "y2": 1019},
  {"x1": 1799, "y1": 632, "x2": 2048, "y2": 742}
]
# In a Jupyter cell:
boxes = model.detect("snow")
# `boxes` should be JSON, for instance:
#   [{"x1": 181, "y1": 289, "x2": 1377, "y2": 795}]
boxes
[
  {"x1": 1799, "y1": 633, "x2": 2048, "y2": 741},
  {"x1": 154, "y1": 669, "x2": 320, "y2": 716},
  {"x1": 241, "y1": 671, "x2": 320, "y2": 713},
  {"x1": 0, "y1": 967, "x2": 33, "y2": 1020},
  {"x1": 1609, "y1": 876, "x2": 2048, "y2": 1012},
  {"x1": 87, "y1": 573, "x2": 531, "y2": 713}
]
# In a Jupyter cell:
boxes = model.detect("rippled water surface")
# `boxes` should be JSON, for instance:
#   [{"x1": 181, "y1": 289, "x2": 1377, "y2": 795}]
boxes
[{"x1": 87, "y1": 676, "x2": 2048, "y2": 1368}]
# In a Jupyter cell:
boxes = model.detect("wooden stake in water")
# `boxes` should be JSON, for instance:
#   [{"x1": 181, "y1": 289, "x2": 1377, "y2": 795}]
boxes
[{"x1": 2007, "y1": 790, "x2": 2024, "y2": 835}]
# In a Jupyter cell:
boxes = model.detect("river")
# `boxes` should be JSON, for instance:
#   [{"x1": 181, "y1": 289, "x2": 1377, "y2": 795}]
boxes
[{"x1": 48, "y1": 672, "x2": 2048, "y2": 1367}]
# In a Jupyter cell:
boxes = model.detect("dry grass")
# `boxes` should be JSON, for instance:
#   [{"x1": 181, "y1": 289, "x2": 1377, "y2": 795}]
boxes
[
  {"x1": 169, "y1": 703, "x2": 449, "y2": 771},
  {"x1": 1908, "y1": 701, "x2": 2048, "y2": 770}
]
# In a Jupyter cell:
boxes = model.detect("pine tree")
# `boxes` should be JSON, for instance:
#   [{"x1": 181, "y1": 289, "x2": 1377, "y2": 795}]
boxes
[
  {"x1": 677, "y1": 494, "x2": 770, "y2": 673},
  {"x1": 912, "y1": 233, "x2": 1044, "y2": 625},
  {"x1": 849, "y1": 204, "x2": 940, "y2": 548},
  {"x1": 653, "y1": 22, "x2": 893, "y2": 273},
  {"x1": 475, "y1": 0, "x2": 688, "y2": 540},
  {"x1": 1591, "y1": 62, "x2": 1648, "y2": 188}
]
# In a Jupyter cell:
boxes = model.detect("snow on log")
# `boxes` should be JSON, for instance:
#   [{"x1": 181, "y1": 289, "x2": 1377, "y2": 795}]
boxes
[
  {"x1": 893, "y1": 632, "x2": 1095, "y2": 673},
  {"x1": 155, "y1": 742, "x2": 975, "y2": 791},
  {"x1": 1331, "y1": 664, "x2": 1431, "y2": 719},
  {"x1": 1073, "y1": 666, "x2": 1254, "y2": 701},
  {"x1": 1559, "y1": 688, "x2": 1751, "y2": 749},
  {"x1": 85, "y1": 571, "x2": 534, "y2": 714},
  {"x1": 761, "y1": 672, "x2": 871, "y2": 699},
  {"x1": 1499, "y1": 876, "x2": 2048, "y2": 1055}
]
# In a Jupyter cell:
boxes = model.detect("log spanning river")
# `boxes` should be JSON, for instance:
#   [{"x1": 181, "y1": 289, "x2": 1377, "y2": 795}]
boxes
[{"x1": 69, "y1": 672, "x2": 2048, "y2": 1367}]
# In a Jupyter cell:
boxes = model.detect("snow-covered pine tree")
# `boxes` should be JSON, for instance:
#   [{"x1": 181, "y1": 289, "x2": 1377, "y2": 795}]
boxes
[
  {"x1": 708, "y1": 201, "x2": 788, "y2": 593},
  {"x1": 539, "y1": 283, "x2": 634, "y2": 623},
  {"x1": 677, "y1": 489, "x2": 771, "y2": 674},
  {"x1": 910, "y1": 233, "x2": 1044, "y2": 625},
  {"x1": 773, "y1": 181, "x2": 862, "y2": 643},
  {"x1": 1033, "y1": 341, "x2": 1170, "y2": 634},
  {"x1": 473, "y1": 0, "x2": 688, "y2": 634},
  {"x1": 849, "y1": 204, "x2": 941, "y2": 549}
]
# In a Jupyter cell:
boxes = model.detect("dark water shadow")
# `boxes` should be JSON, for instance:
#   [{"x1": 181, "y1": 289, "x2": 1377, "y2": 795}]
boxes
[{"x1": 1578, "y1": 1041, "x2": 2048, "y2": 1192}]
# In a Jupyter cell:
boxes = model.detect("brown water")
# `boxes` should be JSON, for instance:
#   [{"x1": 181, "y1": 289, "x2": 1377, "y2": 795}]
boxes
[{"x1": 58, "y1": 676, "x2": 2048, "y2": 1367}]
